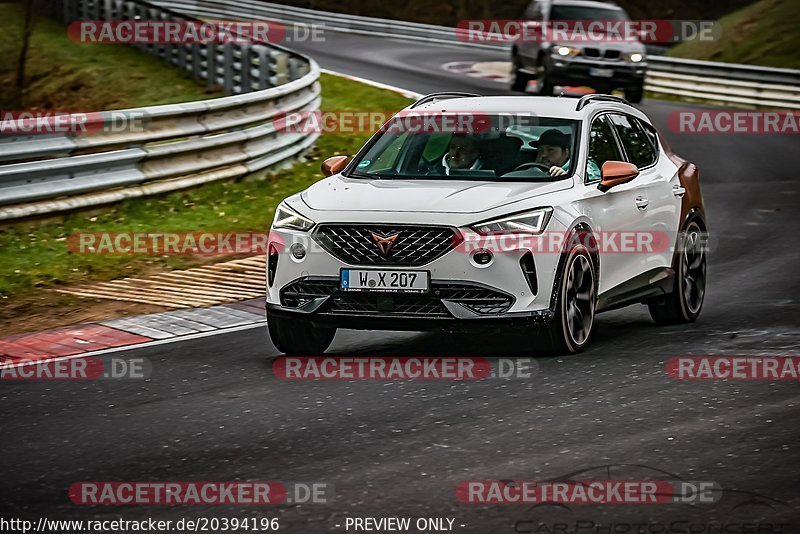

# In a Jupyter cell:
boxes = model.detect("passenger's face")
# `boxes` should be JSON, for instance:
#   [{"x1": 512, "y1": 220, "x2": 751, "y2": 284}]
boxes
[
  {"x1": 447, "y1": 137, "x2": 479, "y2": 169},
  {"x1": 536, "y1": 144, "x2": 569, "y2": 167}
]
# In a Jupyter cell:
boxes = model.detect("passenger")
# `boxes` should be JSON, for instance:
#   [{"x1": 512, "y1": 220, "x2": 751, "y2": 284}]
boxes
[{"x1": 442, "y1": 134, "x2": 483, "y2": 175}]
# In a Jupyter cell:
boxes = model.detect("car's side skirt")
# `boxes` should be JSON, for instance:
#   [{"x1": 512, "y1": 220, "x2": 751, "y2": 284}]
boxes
[{"x1": 597, "y1": 267, "x2": 675, "y2": 313}]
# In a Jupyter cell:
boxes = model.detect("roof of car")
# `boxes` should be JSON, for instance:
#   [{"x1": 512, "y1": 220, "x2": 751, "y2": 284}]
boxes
[
  {"x1": 408, "y1": 95, "x2": 647, "y2": 122},
  {"x1": 546, "y1": 0, "x2": 623, "y2": 9}
]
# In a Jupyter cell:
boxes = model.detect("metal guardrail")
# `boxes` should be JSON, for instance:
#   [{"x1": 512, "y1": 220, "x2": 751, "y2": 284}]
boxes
[
  {"x1": 165, "y1": 0, "x2": 800, "y2": 110},
  {"x1": 0, "y1": 0, "x2": 321, "y2": 222}
]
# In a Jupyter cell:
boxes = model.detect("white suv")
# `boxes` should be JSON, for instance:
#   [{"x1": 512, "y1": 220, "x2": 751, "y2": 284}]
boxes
[{"x1": 266, "y1": 93, "x2": 707, "y2": 355}]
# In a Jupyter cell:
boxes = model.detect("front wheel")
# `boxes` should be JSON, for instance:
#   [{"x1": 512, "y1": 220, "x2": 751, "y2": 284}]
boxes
[
  {"x1": 267, "y1": 310, "x2": 336, "y2": 355},
  {"x1": 625, "y1": 82, "x2": 644, "y2": 104},
  {"x1": 536, "y1": 65, "x2": 554, "y2": 96},
  {"x1": 541, "y1": 245, "x2": 597, "y2": 354},
  {"x1": 511, "y1": 67, "x2": 531, "y2": 92},
  {"x1": 648, "y1": 221, "x2": 707, "y2": 324}
]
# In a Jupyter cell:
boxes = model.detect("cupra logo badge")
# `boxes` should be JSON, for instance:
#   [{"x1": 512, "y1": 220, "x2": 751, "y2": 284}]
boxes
[{"x1": 370, "y1": 231, "x2": 400, "y2": 256}]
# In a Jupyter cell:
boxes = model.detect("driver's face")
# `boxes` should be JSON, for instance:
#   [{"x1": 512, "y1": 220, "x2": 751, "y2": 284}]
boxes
[
  {"x1": 536, "y1": 144, "x2": 569, "y2": 167},
  {"x1": 447, "y1": 137, "x2": 479, "y2": 169}
]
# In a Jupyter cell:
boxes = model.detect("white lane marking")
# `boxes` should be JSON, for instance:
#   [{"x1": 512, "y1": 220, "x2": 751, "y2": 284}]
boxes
[
  {"x1": 0, "y1": 320, "x2": 267, "y2": 371},
  {"x1": 321, "y1": 68, "x2": 422, "y2": 98}
]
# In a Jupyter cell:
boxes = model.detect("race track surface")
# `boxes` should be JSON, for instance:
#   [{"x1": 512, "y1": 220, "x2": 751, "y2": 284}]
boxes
[{"x1": 2, "y1": 30, "x2": 799, "y2": 532}]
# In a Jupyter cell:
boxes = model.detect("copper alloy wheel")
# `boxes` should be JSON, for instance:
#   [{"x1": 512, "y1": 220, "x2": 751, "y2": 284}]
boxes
[
  {"x1": 564, "y1": 252, "x2": 596, "y2": 347},
  {"x1": 682, "y1": 224, "x2": 706, "y2": 316}
]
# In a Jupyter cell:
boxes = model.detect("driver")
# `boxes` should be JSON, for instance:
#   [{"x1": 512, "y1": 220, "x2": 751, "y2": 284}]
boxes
[
  {"x1": 536, "y1": 129, "x2": 601, "y2": 180},
  {"x1": 442, "y1": 134, "x2": 482, "y2": 175},
  {"x1": 536, "y1": 129, "x2": 572, "y2": 177}
]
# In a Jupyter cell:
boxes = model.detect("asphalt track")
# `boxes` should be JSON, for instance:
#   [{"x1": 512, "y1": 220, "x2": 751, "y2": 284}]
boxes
[{"x1": 2, "y1": 31, "x2": 800, "y2": 532}]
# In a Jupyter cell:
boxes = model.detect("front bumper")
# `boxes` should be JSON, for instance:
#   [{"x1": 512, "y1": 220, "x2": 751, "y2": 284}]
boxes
[
  {"x1": 544, "y1": 56, "x2": 646, "y2": 87},
  {"x1": 267, "y1": 302, "x2": 554, "y2": 332},
  {"x1": 266, "y1": 223, "x2": 564, "y2": 331}
]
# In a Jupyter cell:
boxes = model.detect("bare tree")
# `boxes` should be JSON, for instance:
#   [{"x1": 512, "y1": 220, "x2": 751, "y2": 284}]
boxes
[{"x1": 14, "y1": 0, "x2": 37, "y2": 108}]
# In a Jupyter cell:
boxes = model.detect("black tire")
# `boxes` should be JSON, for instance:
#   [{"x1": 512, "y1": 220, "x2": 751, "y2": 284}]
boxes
[
  {"x1": 511, "y1": 69, "x2": 531, "y2": 92},
  {"x1": 648, "y1": 220, "x2": 707, "y2": 324},
  {"x1": 625, "y1": 82, "x2": 644, "y2": 104},
  {"x1": 536, "y1": 64, "x2": 554, "y2": 96},
  {"x1": 511, "y1": 54, "x2": 531, "y2": 92},
  {"x1": 267, "y1": 310, "x2": 336, "y2": 355},
  {"x1": 541, "y1": 244, "x2": 597, "y2": 354}
]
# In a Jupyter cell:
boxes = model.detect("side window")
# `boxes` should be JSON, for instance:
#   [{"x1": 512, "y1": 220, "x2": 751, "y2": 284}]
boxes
[
  {"x1": 370, "y1": 133, "x2": 409, "y2": 171},
  {"x1": 609, "y1": 114, "x2": 656, "y2": 169},
  {"x1": 636, "y1": 118, "x2": 660, "y2": 160},
  {"x1": 586, "y1": 115, "x2": 623, "y2": 182}
]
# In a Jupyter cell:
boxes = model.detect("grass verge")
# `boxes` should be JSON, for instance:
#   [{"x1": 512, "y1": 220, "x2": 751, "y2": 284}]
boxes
[
  {"x1": 667, "y1": 0, "x2": 800, "y2": 69},
  {"x1": 0, "y1": 73, "x2": 412, "y2": 302},
  {"x1": 0, "y1": 2, "x2": 222, "y2": 109}
]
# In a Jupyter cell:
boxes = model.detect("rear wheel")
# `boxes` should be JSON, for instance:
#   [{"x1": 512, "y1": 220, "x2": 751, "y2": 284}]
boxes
[
  {"x1": 541, "y1": 244, "x2": 597, "y2": 354},
  {"x1": 267, "y1": 310, "x2": 336, "y2": 355},
  {"x1": 648, "y1": 221, "x2": 706, "y2": 324}
]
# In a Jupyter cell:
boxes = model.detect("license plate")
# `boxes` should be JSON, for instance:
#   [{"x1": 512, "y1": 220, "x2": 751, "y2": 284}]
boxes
[
  {"x1": 340, "y1": 269, "x2": 429, "y2": 293},
  {"x1": 589, "y1": 68, "x2": 614, "y2": 78}
]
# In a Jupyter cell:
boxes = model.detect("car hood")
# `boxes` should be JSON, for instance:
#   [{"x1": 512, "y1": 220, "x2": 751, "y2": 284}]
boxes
[{"x1": 300, "y1": 175, "x2": 573, "y2": 214}]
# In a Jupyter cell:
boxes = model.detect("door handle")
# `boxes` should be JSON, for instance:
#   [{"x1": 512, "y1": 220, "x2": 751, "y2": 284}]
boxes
[
  {"x1": 672, "y1": 185, "x2": 686, "y2": 198},
  {"x1": 635, "y1": 196, "x2": 649, "y2": 210}
]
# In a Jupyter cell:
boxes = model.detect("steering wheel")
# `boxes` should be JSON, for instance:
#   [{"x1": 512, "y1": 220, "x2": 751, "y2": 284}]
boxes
[{"x1": 510, "y1": 162, "x2": 552, "y2": 173}]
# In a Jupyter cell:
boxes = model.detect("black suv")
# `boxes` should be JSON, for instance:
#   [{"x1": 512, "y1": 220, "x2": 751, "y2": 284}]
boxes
[{"x1": 511, "y1": 0, "x2": 647, "y2": 102}]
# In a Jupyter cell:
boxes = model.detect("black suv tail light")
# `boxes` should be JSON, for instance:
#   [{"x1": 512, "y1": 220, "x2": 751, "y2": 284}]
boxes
[{"x1": 520, "y1": 252, "x2": 537, "y2": 295}]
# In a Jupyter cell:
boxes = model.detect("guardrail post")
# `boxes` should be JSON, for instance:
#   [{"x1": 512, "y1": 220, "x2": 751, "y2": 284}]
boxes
[
  {"x1": 223, "y1": 43, "x2": 235, "y2": 94},
  {"x1": 255, "y1": 46, "x2": 270, "y2": 89},
  {"x1": 239, "y1": 44, "x2": 253, "y2": 93},
  {"x1": 271, "y1": 51, "x2": 289, "y2": 86}
]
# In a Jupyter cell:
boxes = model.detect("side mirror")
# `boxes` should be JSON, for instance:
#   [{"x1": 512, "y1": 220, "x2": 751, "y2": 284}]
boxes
[
  {"x1": 321, "y1": 155, "x2": 349, "y2": 177},
  {"x1": 597, "y1": 161, "x2": 639, "y2": 192}
]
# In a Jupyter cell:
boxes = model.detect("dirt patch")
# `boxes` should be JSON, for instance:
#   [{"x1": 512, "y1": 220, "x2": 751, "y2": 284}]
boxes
[{"x1": 0, "y1": 292, "x2": 168, "y2": 337}]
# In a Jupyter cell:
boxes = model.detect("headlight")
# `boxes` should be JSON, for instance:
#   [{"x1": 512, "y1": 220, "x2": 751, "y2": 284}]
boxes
[
  {"x1": 471, "y1": 208, "x2": 553, "y2": 235},
  {"x1": 625, "y1": 52, "x2": 645, "y2": 63},
  {"x1": 272, "y1": 202, "x2": 315, "y2": 232},
  {"x1": 554, "y1": 45, "x2": 581, "y2": 57}
]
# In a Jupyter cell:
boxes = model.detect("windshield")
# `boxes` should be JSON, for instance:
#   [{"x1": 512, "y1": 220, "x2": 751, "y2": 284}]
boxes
[
  {"x1": 549, "y1": 6, "x2": 629, "y2": 21},
  {"x1": 349, "y1": 114, "x2": 580, "y2": 182}
]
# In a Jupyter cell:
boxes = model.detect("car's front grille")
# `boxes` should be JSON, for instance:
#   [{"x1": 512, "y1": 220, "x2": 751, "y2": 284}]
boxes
[
  {"x1": 583, "y1": 48, "x2": 621, "y2": 60},
  {"x1": 313, "y1": 224, "x2": 457, "y2": 266},
  {"x1": 280, "y1": 279, "x2": 514, "y2": 317}
]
